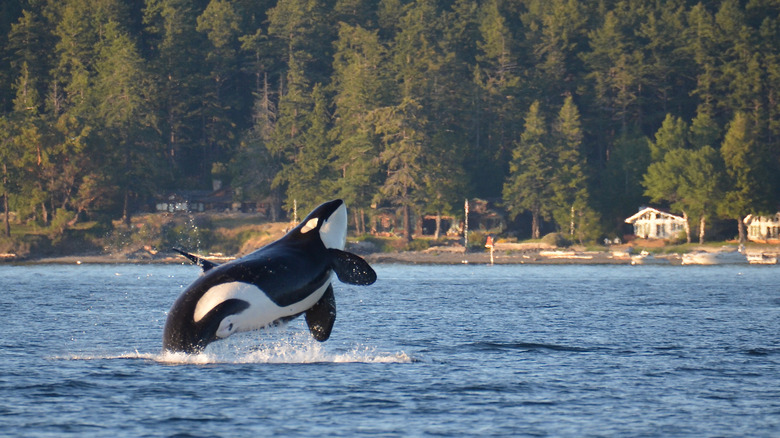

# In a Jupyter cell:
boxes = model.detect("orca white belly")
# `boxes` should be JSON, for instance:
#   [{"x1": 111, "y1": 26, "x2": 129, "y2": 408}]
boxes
[{"x1": 193, "y1": 276, "x2": 332, "y2": 338}]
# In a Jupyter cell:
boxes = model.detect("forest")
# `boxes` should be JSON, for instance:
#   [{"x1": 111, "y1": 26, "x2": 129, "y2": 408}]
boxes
[{"x1": 1, "y1": 0, "x2": 779, "y2": 246}]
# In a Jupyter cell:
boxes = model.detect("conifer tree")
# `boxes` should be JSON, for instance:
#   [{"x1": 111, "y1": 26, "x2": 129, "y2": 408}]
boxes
[
  {"x1": 196, "y1": 0, "x2": 243, "y2": 170},
  {"x1": 92, "y1": 21, "x2": 158, "y2": 226},
  {"x1": 550, "y1": 96, "x2": 592, "y2": 239},
  {"x1": 329, "y1": 23, "x2": 386, "y2": 232},
  {"x1": 144, "y1": 0, "x2": 210, "y2": 180},
  {"x1": 719, "y1": 112, "x2": 774, "y2": 243},
  {"x1": 503, "y1": 101, "x2": 553, "y2": 239},
  {"x1": 472, "y1": 0, "x2": 520, "y2": 197},
  {"x1": 282, "y1": 84, "x2": 334, "y2": 215}
]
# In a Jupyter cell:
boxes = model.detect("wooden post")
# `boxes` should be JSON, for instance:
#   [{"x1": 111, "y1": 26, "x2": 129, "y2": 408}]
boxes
[
  {"x1": 464, "y1": 199, "x2": 469, "y2": 252},
  {"x1": 485, "y1": 235, "x2": 494, "y2": 265}
]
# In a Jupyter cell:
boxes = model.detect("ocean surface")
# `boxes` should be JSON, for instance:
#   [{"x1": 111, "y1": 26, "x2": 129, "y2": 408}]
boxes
[{"x1": 1, "y1": 263, "x2": 778, "y2": 437}]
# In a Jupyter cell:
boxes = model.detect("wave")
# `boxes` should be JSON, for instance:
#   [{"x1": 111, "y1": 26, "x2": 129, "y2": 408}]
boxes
[
  {"x1": 463, "y1": 341, "x2": 595, "y2": 353},
  {"x1": 55, "y1": 333, "x2": 415, "y2": 365}
]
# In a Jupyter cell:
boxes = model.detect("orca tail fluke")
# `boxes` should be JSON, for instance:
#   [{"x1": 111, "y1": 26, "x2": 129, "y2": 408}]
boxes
[{"x1": 172, "y1": 248, "x2": 220, "y2": 272}]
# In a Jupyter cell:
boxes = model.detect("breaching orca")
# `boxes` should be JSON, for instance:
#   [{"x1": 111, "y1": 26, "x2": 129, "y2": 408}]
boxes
[{"x1": 162, "y1": 199, "x2": 377, "y2": 353}]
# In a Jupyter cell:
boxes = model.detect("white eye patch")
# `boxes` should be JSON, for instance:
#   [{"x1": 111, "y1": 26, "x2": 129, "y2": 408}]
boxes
[{"x1": 301, "y1": 218, "x2": 319, "y2": 233}]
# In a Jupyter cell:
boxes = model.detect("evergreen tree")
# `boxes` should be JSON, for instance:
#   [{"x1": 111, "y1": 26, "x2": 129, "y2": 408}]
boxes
[
  {"x1": 471, "y1": 0, "x2": 520, "y2": 197},
  {"x1": 372, "y1": 0, "x2": 444, "y2": 241},
  {"x1": 266, "y1": 0, "x2": 332, "y2": 85},
  {"x1": 0, "y1": 116, "x2": 21, "y2": 236},
  {"x1": 281, "y1": 84, "x2": 335, "y2": 215},
  {"x1": 684, "y1": 2, "x2": 720, "y2": 114},
  {"x1": 329, "y1": 23, "x2": 386, "y2": 232},
  {"x1": 550, "y1": 96, "x2": 593, "y2": 240},
  {"x1": 581, "y1": 9, "x2": 646, "y2": 130},
  {"x1": 636, "y1": 1, "x2": 693, "y2": 125},
  {"x1": 143, "y1": 0, "x2": 210, "y2": 183},
  {"x1": 503, "y1": 101, "x2": 553, "y2": 239},
  {"x1": 372, "y1": 97, "x2": 424, "y2": 242},
  {"x1": 196, "y1": 0, "x2": 243, "y2": 173},
  {"x1": 230, "y1": 73, "x2": 280, "y2": 219},
  {"x1": 689, "y1": 105, "x2": 721, "y2": 149},
  {"x1": 7, "y1": 9, "x2": 52, "y2": 114},
  {"x1": 649, "y1": 113, "x2": 688, "y2": 162},
  {"x1": 92, "y1": 21, "x2": 158, "y2": 226},
  {"x1": 526, "y1": 0, "x2": 588, "y2": 103},
  {"x1": 719, "y1": 112, "x2": 774, "y2": 243},
  {"x1": 601, "y1": 127, "x2": 651, "y2": 229}
]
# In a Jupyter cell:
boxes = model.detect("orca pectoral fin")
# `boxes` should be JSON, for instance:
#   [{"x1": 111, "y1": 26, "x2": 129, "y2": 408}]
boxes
[
  {"x1": 172, "y1": 248, "x2": 219, "y2": 272},
  {"x1": 328, "y1": 248, "x2": 377, "y2": 285},
  {"x1": 305, "y1": 284, "x2": 336, "y2": 342}
]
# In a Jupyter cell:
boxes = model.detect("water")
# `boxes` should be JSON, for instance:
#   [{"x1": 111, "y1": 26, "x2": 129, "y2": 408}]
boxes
[{"x1": 1, "y1": 263, "x2": 779, "y2": 437}]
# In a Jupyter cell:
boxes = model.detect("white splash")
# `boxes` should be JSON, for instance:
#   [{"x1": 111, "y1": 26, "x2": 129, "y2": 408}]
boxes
[{"x1": 56, "y1": 331, "x2": 414, "y2": 365}]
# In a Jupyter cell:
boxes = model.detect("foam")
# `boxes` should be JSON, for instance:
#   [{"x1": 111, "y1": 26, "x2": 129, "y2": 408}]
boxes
[{"x1": 56, "y1": 332, "x2": 414, "y2": 365}]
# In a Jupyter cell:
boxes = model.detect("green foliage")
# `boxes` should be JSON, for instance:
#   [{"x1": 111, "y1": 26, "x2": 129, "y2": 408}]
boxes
[
  {"x1": 541, "y1": 232, "x2": 571, "y2": 248},
  {"x1": 0, "y1": 0, "x2": 779, "y2": 249},
  {"x1": 404, "y1": 238, "x2": 430, "y2": 252},
  {"x1": 503, "y1": 101, "x2": 554, "y2": 239}
]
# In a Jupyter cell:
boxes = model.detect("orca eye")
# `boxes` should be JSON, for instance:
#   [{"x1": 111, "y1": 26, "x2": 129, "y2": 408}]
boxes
[
  {"x1": 228, "y1": 323, "x2": 233, "y2": 331},
  {"x1": 301, "y1": 218, "x2": 319, "y2": 233}
]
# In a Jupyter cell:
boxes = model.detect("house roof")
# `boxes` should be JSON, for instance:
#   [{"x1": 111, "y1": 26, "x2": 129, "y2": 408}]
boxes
[
  {"x1": 625, "y1": 207, "x2": 685, "y2": 224},
  {"x1": 743, "y1": 212, "x2": 780, "y2": 224}
]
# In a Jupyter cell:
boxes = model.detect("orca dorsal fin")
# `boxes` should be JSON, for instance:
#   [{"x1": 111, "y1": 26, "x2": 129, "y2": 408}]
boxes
[
  {"x1": 172, "y1": 248, "x2": 219, "y2": 272},
  {"x1": 328, "y1": 248, "x2": 377, "y2": 285}
]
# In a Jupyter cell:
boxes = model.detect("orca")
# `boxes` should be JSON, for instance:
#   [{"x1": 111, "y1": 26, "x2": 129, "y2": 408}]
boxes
[{"x1": 162, "y1": 199, "x2": 377, "y2": 353}]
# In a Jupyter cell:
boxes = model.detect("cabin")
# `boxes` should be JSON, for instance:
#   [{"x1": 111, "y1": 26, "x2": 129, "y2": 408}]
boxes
[
  {"x1": 743, "y1": 213, "x2": 780, "y2": 242},
  {"x1": 625, "y1": 207, "x2": 687, "y2": 239},
  {"x1": 421, "y1": 214, "x2": 456, "y2": 236},
  {"x1": 155, "y1": 191, "x2": 208, "y2": 213},
  {"x1": 154, "y1": 187, "x2": 237, "y2": 213}
]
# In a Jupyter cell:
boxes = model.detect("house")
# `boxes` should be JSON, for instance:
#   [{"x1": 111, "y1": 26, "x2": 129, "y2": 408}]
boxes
[
  {"x1": 155, "y1": 188, "x2": 235, "y2": 213},
  {"x1": 743, "y1": 213, "x2": 780, "y2": 242},
  {"x1": 155, "y1": 191, "x2": 208, "y2": 213},
  {"x1": 625, "y1": 207, "x2": 687, "y2": 239}
]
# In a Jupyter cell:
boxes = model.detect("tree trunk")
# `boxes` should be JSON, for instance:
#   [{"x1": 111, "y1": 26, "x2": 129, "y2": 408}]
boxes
[
  {"x1": 123, "y1": 189, "x2": 132, "y2": 228},
  {"x1": 737, "y1": 215, "x2": 746, "y2": 244},
  {"x1": 699, "y1": 215, "x2": 706, "y2": 244},
  {"x1": 40, "y1": 201, "x2": 48, "y2": 225},
  {"x1": 531, "y1": 209, "x2": 540, "y2": 240},
  {"x1": 3, "y1": 193, "x2": 9, "y2": 238},
  {"x1": 682, "y1": 211, "x2": 691, "y2": 244},
  {"x1": 3, "y1": 163, "x2": 9, "y2": 237},
  {"x1": 402, "y1": 204, "x2": 412, "y2": 242},
  {"x1": 434, "y1": 212, "x2": 441, "y2": 240},
  {"x1": 570, "y1": 205, "x2": 575, "y2": 237}
]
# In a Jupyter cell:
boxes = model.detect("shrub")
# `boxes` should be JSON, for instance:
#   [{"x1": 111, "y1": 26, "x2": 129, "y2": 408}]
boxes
[
  {"x1": 405, "y1": 238, "x2": 431, "y2": 252},
  {"x1": 541, "y1": 232, "x2": 571, "y2": 247}
]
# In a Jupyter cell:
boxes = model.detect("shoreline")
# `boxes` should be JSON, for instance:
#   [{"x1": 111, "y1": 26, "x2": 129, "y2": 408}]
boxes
[
  {"x1": 6, "y1": 248, "x2": 629, "y2": 266},
  {"x1": 0, "y1": 249, "x2": 679, "y2": 266},
  {"x1": 8, "y1": 243, "x2": 780, "y2": 266}
]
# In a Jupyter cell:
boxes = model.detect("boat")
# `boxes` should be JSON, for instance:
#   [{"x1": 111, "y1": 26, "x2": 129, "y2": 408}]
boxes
[
  {"x1": 746, "y1": 252, "x2": 778, "y2": 265},
  {"x1": 681, "y1": 249, "x2": 748, "y2": 265},
  {"x1": 630, "y1": 250, "x2": 669, "y2": 265}
]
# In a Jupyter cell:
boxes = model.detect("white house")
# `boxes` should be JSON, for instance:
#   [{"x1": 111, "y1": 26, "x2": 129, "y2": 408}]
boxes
[
  {"x1": 743, "y1": 213, "x2": 780, "y2": 242},
  {"x1": 625, "y1": 207, "x2": 687, "y2": 239}
]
